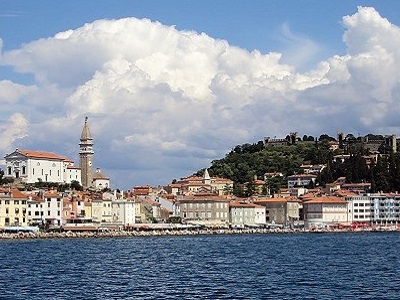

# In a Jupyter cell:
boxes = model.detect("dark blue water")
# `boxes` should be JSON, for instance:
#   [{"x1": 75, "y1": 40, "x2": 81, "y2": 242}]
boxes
[{"x1": 1, "y1": 232, "x2": 399, "y2": 299}]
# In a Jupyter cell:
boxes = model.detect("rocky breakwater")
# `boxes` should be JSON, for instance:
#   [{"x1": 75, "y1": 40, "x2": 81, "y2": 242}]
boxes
[{"x1": 0, "y1": 227, "x2": 305, "y2": 240}]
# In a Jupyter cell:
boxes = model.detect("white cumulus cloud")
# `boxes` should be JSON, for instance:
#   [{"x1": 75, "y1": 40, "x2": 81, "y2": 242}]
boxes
[{"x1": 0, "y1": 112, "x2": 29, "y2": 153}]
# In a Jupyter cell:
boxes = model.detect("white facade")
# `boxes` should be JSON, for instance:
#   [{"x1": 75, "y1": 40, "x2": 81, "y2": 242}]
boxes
[
  {"x1": 42, "y1": 192, "x2": 63, "y2": 226},
  {"x1": 93, "y1": 168, "x2": 110, "y2": 190},
  {"x1": 370, "y1": 194, "x2": 400, "y2": 224},
  {"x1": 64, "y1": 166, "x2": 82, "y2": 185},
  {"x1": 112, "y1": 200, "x2": 136, "y2": 226},
  {"x1": 303, "y1": 197, "x2": 348, "y2": 229},
  {"x1": 287, "y1": 174, "x2": 317, "y2": 188},
  {"x1": 254, "y1": 206, "x2": 266, "y2": 225},
  {"x1": 345, "y1": 195, "x2": 372, "y2": 224},
  {"x1": 4, "y1": 149, "x2": 81, "y2": 185},
  {"x1": 230, "y1": 202, "x2": 266, "y2": 226}
]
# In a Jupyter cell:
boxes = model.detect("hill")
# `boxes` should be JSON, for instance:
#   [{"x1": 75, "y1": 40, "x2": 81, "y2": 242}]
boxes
[{"x1": 197, "y1": 134, "x2": 400, "y2": 196}]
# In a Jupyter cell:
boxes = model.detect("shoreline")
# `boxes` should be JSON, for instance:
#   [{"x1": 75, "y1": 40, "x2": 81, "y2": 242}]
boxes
[{"x1": 1, "y1": 226, "x2": 399, "y2": 240}]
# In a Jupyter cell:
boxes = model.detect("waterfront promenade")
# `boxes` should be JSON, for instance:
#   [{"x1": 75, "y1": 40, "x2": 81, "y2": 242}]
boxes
[{"x1": 1, "y1": 225, "x2": 399, "y2": 240}]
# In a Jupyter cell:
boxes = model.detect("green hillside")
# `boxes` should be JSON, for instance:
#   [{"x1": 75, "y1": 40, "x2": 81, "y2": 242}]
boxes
[{"x1": 197, "y1": 136, "x2": 400, "y2": 196}]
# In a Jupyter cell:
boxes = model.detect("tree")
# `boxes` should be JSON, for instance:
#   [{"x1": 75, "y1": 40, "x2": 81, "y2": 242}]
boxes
[
  {"x1": 319, "y1": 134, "x2": 336, "y2": 142},
  {"x1": 71, "y1": 180, "x2": 83, "y2": 191},
  {"x1": 373, "y1": 155, "x2": 390, "y2": 192},
  {"x1": 223, "y1": 184, "x2": 233, "y2": 195}
]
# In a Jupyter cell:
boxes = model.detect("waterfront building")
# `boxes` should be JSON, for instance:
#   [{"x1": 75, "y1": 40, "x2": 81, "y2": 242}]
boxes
[
  {"x1": 230, "y1": 200, "x2": 266, "y2": 227},
  {"x1": 4, "y1": 149, "x2": 81, "y2": 184},
  {"x1": 83, "y1": 200, "x2": 92, "y2": 221},
  {"x1": 341, "y1": 191, "x2": 373, "y2": 224},
  {"x1": 101, "y1": 197, "x2": 113, "y2": 223},
  {"x1": 27, "y1": 193, "x2": 44, "y2": 226},
  {"x1": 141, "y1": 198, "x2": 162, "y2": 221},
  {"x1": 155, "y1": 195, "x2": 177, "y2": 218},
  {"x1": 0, "y1": 188, "x2": 29, "y2": 228},
  {"x1": 42, "y1": 191, "x2": 63, "y2": 227},
  {"x1": 134, "y1": 200, "x2": 146, "y2": 223},
  {"x1": 253, "y1": 197, "x2": 301, "y2": 226},
  {"x1": 370, "y1": 193, "x2": 400, "y2": 225},
  {"x1": 112, "y1": 199, "x2": 136, "y2": 227},
  {"x1": 302, "y1": 195, "x2": 348, "y2": 229},
  {"x1": 91, "y1": 198, "x2": 103, "y2": 223},
  {"x1": 178, "y1": 193, "x2": 230, "y2": 225}
]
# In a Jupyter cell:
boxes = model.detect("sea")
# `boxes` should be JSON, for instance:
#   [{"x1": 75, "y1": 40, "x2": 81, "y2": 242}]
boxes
[{"x1": 0, "y1": 232, "x2": 399, "y2": 300}]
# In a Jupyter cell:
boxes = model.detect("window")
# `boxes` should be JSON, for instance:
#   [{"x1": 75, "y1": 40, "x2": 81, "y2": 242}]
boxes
[
  {"x1": 48, "y1": 202, "x2": 51, "y2": 208},
  {"x1": 15, "y1": 200, "x2": 19, "y2": 205},
  {"x1": 22, "y1": 166, "x2": 26, "y2": 174},
  {"x1": 35, "y1": 211, "x2": 39, "y2": 216},
  {"x1": 6, "y1": 208, "x2": 9, "y2": 214},
  {"x1": 33, "y1": 168, "x2": 35, "y2": 175},
  {"x1": 8, "y1": 167, "x2": 11, "y2": 175},
  {"x1": 5, "y1": 200, "x2": 10, "y2": 205}
]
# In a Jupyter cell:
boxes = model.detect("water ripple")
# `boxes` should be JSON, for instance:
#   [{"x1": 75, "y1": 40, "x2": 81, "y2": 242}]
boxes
[{"x1": 0, "y1": 233, "x2": 400, "y2": 299}]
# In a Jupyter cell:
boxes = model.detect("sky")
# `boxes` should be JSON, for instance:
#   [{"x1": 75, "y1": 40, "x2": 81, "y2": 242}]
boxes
[{"x1": 1, "y1": 1, "x2": 400, "y2": 190}]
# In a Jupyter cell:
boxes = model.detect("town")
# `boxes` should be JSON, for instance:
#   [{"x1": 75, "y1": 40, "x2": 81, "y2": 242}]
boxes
[{"x1": 1, "y1": 117, "x2": 400, "y2": 238}]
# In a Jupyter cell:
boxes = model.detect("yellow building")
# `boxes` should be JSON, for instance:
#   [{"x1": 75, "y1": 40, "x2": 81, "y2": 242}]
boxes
[
  {"x1": 0, "y1": 188, "x2": 29, "y2": 228},
  {"x1": 134, "y1": 200, "x2": 146, "y2": 223}
]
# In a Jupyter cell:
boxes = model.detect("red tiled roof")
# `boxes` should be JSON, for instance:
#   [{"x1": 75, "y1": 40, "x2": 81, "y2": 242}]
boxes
[
  {"x1": 44, "y1": 192, "x2": 61, "y2": 198},
  {"x1": 17, "y1": 149, "x2": 67, "y2": 160},
  {"x1": 254, "y1": 197, "x2": 288, "y2": 204},
  {"x1": 230, "y1": 201, "x2": 264, "y2": 208},
  {"x1": 303, "y1": 196, "x2": 346, "y2": 204}
]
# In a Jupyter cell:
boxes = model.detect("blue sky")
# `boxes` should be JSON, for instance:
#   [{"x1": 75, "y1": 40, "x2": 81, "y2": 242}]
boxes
[{"x1": 1, "y1": 1, "x2": 400, "y2": 189}]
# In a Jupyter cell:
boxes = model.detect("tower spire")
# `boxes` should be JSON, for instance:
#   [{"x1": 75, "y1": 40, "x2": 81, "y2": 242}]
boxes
[
  {"x1": 80, "y1": 116, "x2": 92, "y2": 140},
  {"x1": 79, "y1": 117, "x2": 94, "y2": 188}
]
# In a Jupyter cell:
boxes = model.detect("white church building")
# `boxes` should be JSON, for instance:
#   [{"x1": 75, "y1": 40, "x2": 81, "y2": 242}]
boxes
[
  {"x1": 4, "y1": 149, "x2": 81, "y2": 185},
  {"x1": 4, "y1": 118, "x2": 110, "y2": 189}
]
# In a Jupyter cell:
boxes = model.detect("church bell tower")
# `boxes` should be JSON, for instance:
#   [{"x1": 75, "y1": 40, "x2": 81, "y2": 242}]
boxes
[{"x1": 79, "y1": 117, "x2": 94, "y2": 188}]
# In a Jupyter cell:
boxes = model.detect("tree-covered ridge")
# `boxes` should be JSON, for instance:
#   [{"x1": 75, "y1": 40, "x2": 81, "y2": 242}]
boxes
[{"x1": 203, "y1": 134, "x2": 400, "y2": 196}]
